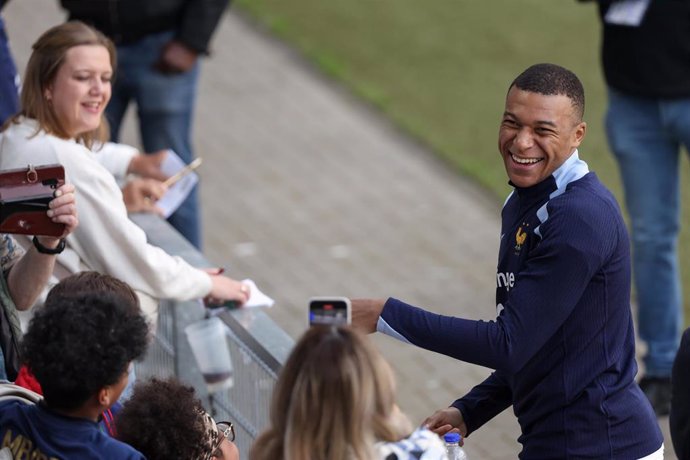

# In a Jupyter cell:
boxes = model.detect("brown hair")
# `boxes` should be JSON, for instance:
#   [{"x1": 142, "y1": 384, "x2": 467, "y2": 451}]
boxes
[
  {"x1": 46, "y1": 271, "x2": 140, "y2": 315},
  {"x1": 13, "y1": 21, "x2": 115, "y2": 148},
  {"x1": 115, "y1": 378, "x2": 213, "y2": 460},
  {"x1": 250, "y1": 326, "x2": 412, "y2": 460}
]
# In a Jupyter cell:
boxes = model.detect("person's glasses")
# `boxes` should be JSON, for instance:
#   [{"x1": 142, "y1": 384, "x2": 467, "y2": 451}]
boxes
[
  {"x1": 212, "y1": 421, "x2": 235, "y2": 457},
  {"x1": 217, "y1": 421, "x2": 235, "y2": 443}
]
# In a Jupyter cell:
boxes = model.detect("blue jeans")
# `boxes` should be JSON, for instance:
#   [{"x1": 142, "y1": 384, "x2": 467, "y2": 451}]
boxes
[
  {"x1": 106, "y1": 30, "x2": 202, "y2": 248},
  {"x1": 0, "y1": 16, "x2": 19, "y2": 125},
  {"x1": 606, "y1": 87, "x2": 688, "y2": 377}
]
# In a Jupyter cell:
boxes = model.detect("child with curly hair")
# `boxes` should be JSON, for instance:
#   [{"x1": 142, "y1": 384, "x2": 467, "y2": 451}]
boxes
[
  {"x1": 0, "y1": 276, "x2": 149, "y2": 459},
  {"x1": 116, "y1": 377, "x2": 240, "y2": 460}
]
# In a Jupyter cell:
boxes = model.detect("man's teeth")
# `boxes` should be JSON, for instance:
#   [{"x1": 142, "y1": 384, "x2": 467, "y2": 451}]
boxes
[{"x1": 512, "y1": 154, "x2": 542, "y2": 164}]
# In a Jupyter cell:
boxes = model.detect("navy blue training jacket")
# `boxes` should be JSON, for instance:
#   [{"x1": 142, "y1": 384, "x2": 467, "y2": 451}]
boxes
[{"x1": 378, "y1": 152, "x2": 663, "y2": 459}]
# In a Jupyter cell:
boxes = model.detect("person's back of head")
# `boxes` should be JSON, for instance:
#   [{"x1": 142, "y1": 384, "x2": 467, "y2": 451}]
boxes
[
  {"x1": 21, "y1": 273, "x2": 148, "y2": 413},
  {"x1": 250, "y1": 326, "x2": 411, "y2": 460},
  {"x1": 45, "y1": 270, "x2": 141, "y2": 314},
  {"x1": 116, "y1": 377, "x2": 238, "y2": 460}
]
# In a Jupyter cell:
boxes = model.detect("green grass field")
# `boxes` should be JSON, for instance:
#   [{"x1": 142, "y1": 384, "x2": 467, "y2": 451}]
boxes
[{"x1": 237, "y1": 0, "x2": 690, "y2": 322}]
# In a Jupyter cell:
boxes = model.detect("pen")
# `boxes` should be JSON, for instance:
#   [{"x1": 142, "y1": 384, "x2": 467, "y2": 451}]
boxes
[{"x1": 163, "y1": 157, "x2": 203, "y2": 187}]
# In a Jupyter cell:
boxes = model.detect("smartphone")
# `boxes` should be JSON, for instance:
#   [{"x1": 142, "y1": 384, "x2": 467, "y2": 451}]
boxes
[{"x1": 308, "y1": 297, "x2": 351, "y2": 326}]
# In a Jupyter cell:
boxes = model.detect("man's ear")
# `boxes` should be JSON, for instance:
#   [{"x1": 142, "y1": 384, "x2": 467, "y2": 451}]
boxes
[{"x1": 572, "y1": 121, "x2": 587, "y2": 148}]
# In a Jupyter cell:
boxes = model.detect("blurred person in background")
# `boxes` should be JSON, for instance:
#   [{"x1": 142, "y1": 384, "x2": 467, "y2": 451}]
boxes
[
  {"x1": 0, "y1": 0, "x2": 19, "y2": 124},
  {"x1": 582, "y1": 0, "x2": 690, "y2": 416}
]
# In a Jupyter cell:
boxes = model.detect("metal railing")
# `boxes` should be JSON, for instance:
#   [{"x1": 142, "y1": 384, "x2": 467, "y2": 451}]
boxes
[{"x1": 130, "y1": 213, "x2": 294, "y2": 459}]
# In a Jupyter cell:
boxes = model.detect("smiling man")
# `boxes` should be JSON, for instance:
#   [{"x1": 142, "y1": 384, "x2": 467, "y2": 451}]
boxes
[{"x1": 350, "y1": 64, "x2": 664, "y2": 459}]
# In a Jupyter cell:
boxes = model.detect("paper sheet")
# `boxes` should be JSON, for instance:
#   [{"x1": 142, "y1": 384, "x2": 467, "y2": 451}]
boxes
[
  {"x1": 242, "y1": 279, "x2": 275, "y2": 308},
  {"x1": 156, "y1": 150, "x2": 199, "y2": 218}
]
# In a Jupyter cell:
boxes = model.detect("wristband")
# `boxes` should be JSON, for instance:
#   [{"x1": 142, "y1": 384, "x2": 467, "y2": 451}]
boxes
[{"x1": 32, "y1": 236, "x2": 66, "y2": 255}]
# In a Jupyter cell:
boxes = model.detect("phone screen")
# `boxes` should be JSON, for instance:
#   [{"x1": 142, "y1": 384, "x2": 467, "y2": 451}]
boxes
[{"x1": 308, "y1": 297, "x2": 351, "y2": 326}]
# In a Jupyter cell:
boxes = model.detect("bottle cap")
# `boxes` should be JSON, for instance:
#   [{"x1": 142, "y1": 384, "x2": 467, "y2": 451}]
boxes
[{"x1": 444, "y1": 432, "x2": 461, "y2": 443}]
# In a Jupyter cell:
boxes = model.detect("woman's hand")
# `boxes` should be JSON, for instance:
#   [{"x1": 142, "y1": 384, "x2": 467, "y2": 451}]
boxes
[
  {"x1": 127, "y1": 150, "x2": 169, "y2": 181},
  {"x1": 204, "y1": 268, "x2": 251, "y2": 307},
  {"x1": 45, "y1": 183, "x2": 78, "y2": 239},
  {"x1": 122, "y1": 178, "x2": 168, "y2": 215}
]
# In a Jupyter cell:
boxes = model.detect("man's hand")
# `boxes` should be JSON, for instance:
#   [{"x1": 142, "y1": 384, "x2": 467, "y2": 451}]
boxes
[
  {"x1": 422, "y1": 407, "x2": 468, "y2": 439},
  {"x1": 122, "y1": 178, "x2": 168, "y2": 215},
  {"x1": 128, "y1": 151, "x2": 169, "y2": 181},
  {"x1": 154, "y1": 40, "x2": 199, "y2": 74},
  {"x1": 350, "y1": 298, "x2": 386, "y2": 333}
]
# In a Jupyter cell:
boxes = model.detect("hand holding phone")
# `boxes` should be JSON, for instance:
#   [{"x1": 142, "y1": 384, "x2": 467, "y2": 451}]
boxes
[{"x1": 308, "y1": 297, "x2": 351, "y2": 326}]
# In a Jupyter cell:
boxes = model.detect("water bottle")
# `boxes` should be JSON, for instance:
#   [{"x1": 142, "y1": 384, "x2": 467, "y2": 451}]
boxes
[{"x1": 444, "y1": 432, "x2": 468, "y2": 460}]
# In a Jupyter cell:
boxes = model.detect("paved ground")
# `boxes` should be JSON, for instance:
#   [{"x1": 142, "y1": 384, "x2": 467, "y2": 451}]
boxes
[{"x1": 4, "y1": 1, "x2": 674, "y2": 458}]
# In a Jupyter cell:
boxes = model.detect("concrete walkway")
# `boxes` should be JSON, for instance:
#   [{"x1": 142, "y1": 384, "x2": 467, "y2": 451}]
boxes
[{"x1": 4, "y1": 1, "x2": 673, "y2": 458}]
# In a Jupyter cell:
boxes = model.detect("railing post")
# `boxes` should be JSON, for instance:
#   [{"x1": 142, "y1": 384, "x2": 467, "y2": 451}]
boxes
[{"x1": 171, "y1": 299, "x2": 210, "y2": 402}]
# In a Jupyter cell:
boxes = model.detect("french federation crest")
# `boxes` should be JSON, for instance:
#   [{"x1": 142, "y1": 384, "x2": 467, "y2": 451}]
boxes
[{"x1": 515, "y1": 224, "x2": 528, "y2": 253}]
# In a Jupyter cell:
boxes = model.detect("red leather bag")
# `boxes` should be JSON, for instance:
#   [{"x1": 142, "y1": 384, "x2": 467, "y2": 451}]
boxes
[{"x1": 0, "y1": 164, "x2": 66, "y2": 237}]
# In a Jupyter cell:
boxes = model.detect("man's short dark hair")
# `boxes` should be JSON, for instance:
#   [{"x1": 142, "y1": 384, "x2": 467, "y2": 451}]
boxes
[
  {"x1": 115, "y1": 378, "x2": 210, "y2": 460},
  {"x1": 46, "y1": 271, "x2": 141, "y2": 315},
  {"x1": 509, "y1": 63, "x2": 585, "y2": 121},
  {"x1": 21, "y1": 288, "x2": 149, "y2": 411}
]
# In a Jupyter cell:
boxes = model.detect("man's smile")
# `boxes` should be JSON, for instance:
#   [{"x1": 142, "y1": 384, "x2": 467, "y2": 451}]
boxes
[{"x1": 510, "y1": 154, "x2": 544, "y2": 165}]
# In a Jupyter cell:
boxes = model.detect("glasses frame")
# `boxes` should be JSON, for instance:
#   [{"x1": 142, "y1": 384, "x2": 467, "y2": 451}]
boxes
[
  {"x1": 216, "y1": 421, "x2": 235, "y2": 443},
  {"x1": 211, "y1": 421, "x2": 235, "y2": 457}
]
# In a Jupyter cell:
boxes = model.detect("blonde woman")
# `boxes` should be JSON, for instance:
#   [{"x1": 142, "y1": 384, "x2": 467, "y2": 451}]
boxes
[
  {"x1": 250, "y1": 326, "x2": 447, "y2": 460},
  {"x1": 0, "y1": 21, "x2": 250, "y2": 324}
]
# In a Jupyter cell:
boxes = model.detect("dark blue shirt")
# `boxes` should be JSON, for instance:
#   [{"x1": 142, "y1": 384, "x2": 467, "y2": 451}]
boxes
[
  {"x1": 377, "y1": 153, "x2": 663, "y2": 458},
  {"x1": 0, "y1": 400, "x2": 145, "y2": 459}
]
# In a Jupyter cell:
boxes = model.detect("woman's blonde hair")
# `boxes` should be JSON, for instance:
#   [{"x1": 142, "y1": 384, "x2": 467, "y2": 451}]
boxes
[
  {"x1": 250, "y1": 326, "x2": 412, "y2": 460},
  {"x1": 12, "y1": 21, "x2": 115, "y2": 148}
]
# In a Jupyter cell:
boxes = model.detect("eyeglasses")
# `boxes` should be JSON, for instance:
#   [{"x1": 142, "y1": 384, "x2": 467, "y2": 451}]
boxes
[
  {"x1": 217, "y1": 421, "x2": 235, "y2": 443},
  {"x1": 211, "y1": 421, "x2": 235, "y2": 457}
]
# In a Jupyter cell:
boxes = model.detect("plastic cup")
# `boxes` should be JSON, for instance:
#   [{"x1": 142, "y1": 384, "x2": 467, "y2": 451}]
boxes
[{"x1": 184, "y1": 317, "x2": 233, "y2": 392}]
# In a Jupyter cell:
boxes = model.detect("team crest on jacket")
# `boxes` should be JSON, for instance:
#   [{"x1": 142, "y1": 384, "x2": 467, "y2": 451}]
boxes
[{"x1": 515, "y1": 224, "x2": 528, "y2": 253}]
